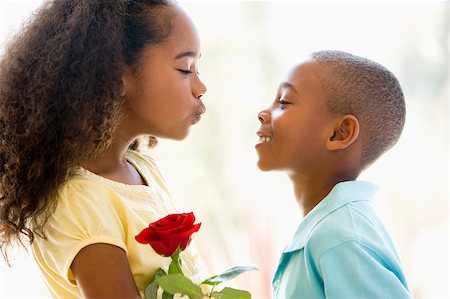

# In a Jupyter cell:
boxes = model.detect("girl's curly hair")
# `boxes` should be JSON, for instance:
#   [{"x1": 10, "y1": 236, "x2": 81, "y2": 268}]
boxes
[{"x1": 0, "y1": 0, "x2": 172, "y2": 262}]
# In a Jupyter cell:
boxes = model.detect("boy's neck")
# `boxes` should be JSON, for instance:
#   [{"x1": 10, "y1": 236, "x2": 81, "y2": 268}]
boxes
[{"x1": 290, "y1": 173, "x2": 357, "y2": 217}]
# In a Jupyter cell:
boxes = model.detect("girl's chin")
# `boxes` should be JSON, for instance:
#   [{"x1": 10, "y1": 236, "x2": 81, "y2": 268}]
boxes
[
  {"x1": 156, "y1": 126, "x2": 191, "y2": 141},
  {"x1": 169, "y1": 130, "x2": 190, "y2": 141}
]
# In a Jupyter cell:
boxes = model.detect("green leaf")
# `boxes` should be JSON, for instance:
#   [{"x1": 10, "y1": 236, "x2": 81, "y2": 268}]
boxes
[
  {"x1": 211, "y1": 287, "x2": 251, "y2": 299},
  {"x1": 162, "y1": 292, "x2": 173, "y2": 299},
  {"x1": 145, "y1": 281, "x2": 159, "y2": 299},
  {"x1": 145, "y1": 268, "x2": 167, "y2": 299},
  {"x1": 156, "y1": 274, "x2": 205, "y2": 299},
  {"x1": 202, "y1": 265, "x2": 258, "y2": 286}
]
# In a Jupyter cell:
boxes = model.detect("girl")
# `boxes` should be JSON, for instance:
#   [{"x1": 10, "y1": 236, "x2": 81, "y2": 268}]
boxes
[{"x1": 0, "y1": 0, "x2": 206, "y2": 298}]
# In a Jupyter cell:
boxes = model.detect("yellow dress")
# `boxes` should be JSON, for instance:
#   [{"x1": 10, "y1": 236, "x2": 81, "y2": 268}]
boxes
[{"x1": 31, "y1": 150, "x2": 203, "y2": 298}]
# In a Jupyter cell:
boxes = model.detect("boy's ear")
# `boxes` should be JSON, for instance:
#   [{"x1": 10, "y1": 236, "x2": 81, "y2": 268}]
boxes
[{"x1": 326, "y1": 114, "x2": 360, "y2": 151}]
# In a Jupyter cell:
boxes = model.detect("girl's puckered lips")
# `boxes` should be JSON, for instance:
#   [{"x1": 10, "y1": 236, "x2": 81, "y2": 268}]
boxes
[{"x1": 192, "y1": 112, "x2": 202, "y2": 125}]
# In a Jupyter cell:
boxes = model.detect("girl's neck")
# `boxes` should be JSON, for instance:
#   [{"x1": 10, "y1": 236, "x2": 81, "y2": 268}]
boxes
[{"x1": 81, "y1": 129, "x2": 145, "y2": 185}]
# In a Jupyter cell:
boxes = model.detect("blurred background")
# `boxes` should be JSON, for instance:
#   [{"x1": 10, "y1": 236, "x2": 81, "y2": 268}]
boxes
[{"x1": 0, "y1": 1, "x2": 448, "y2": 298}]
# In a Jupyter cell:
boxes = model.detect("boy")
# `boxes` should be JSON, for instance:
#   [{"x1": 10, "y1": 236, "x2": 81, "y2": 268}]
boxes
[{"x1": 255, "y1": 50, "x2": 412, "y2": 298}]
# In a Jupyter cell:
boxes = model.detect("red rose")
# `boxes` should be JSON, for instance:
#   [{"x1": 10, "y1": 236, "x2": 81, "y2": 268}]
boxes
[{"x1": 135, "y1": 212, "x2": 201, "y2": 257}]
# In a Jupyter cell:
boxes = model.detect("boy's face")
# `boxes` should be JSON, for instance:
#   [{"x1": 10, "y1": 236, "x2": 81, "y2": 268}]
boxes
[{"x1": 255, "y1": 59, "x2": 338, "y2": 175}]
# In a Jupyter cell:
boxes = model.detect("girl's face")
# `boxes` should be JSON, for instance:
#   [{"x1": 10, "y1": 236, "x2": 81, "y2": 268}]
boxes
[
  {"x1": 122, "y1": 7, "x2": 206, "y2": 140},
  {"x1": 255, "y1": 59, "x2": 337, "y2": 176}
]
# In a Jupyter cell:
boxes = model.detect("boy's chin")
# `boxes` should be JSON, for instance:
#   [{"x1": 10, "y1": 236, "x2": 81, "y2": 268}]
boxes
[{"x1": 257, "y1": 160, "x2": 274, "y2": 172}]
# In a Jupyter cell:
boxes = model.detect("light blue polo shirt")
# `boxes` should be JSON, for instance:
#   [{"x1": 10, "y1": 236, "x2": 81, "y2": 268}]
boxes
[{"x1": 272, "y1": 181, "x2": 412, "y2": 299}]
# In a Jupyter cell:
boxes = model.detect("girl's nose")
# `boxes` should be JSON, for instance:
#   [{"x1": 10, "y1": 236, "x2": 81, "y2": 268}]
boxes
[{"x1": 194, "y1": 76, "x2": 207, "y2": 100}]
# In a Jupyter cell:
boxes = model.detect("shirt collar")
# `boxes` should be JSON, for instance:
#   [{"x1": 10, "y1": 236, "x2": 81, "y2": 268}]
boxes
[{"x1": 283, "y1": 180, "x2": 378, "y2": 253}]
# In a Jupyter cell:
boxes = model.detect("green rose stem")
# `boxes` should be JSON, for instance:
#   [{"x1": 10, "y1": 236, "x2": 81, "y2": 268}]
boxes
[
  {"x1": 144, "y1": 248, "x2": 183, "y2": 299},
  {"x1": 168, "y1": 248, "x2": 183, "y2": 275},
  {"x1": 147, "y1": 248, "x2": 184, "y2": 299},
  {"x1": 208, "y1": 285, "x2": 216, "y2": 299}
]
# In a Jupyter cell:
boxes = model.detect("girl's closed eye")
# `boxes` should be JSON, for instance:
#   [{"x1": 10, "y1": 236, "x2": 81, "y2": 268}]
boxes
[
  {"x1": 177, "y1": 69, "x2": 193, "y2": 75},
  {"x1": 177, "y1": 67, "x2": 201, "y2": 77}
]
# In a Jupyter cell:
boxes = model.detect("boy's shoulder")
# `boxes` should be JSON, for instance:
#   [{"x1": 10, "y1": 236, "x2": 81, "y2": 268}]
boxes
[{"x1": 306, "y1": 199, "x2": 386, "y2": 258}]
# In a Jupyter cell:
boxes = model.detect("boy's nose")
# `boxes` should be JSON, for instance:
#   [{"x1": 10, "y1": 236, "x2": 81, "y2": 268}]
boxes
[{"x1": 258, "y1": 110, "x2": 269, "y2": 123}]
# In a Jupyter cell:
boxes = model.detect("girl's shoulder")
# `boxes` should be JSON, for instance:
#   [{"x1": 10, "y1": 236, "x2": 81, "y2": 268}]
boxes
[
  {"x1": 53, "y1": 150, "x2": 172, "y2": 210},
  {"x1": 55, "y1": 171, "x2": 114, "y2": 212}
]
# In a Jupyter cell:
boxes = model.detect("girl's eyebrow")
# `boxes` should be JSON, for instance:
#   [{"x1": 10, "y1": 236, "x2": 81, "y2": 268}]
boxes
[{"x1": 174, "y1": 50, "x2": 198, "y2": 60}]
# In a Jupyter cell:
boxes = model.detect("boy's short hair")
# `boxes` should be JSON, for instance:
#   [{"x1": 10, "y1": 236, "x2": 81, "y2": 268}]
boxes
[{"x1": 311, "y1": 50, "x2": 406, "y2": 169}]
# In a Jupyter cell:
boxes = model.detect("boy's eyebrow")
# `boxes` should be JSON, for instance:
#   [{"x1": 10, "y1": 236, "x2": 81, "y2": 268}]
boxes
[
  {"x1": 280, "y1": 82, "x2": 299, "y2": 94},
  {"x1": 174, "y1": 51, "x2": 198, "y2": 60}
]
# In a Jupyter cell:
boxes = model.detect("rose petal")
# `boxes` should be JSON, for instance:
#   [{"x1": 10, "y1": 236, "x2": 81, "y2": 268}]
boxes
[
  {"x1": 149, "y1": 240, "x2": 171, "y2": 257},
  {"x1": 135, "y1": 227, "x2": 155, "y2": 244}
]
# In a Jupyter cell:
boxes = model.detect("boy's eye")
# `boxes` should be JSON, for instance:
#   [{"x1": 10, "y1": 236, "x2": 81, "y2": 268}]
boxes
[
  {"x1": 278, "y1": 100, "x2": 290, "y2": 109},
  {"x1": 177, "y1": 69, "x2": 193, "y2": 75}
]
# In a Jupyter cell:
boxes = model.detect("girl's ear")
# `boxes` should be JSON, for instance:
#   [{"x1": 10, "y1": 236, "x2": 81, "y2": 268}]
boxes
[
  {"x1": 120, "y1": 66, "x2": 133, "y2": 97},
  {"x1": 326, "y1": 114, "x2": 360, "y2": 151}
]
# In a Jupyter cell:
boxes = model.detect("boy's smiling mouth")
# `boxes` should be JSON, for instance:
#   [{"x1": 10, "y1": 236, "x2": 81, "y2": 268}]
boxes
[
  {"x1": 256, "y1": 131, "x2": 272, "y2": 144},
  {"x1": 258, "y1": 136, "x2": 272, "y2": 143}
]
